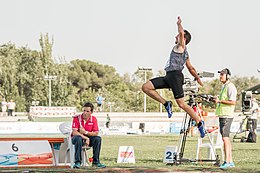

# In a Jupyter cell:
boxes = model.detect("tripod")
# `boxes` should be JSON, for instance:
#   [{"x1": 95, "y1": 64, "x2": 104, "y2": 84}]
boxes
[
  {"x1": 233, "y1": 114, "x2": 255, "y2": 142},
  {"x1": 169, "y1": 94, "x2": 220, "y2": 165}
]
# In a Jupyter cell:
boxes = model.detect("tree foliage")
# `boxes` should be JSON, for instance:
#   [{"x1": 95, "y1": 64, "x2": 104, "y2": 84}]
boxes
[{"x1": 0, "y1": 34, "x2": 259, "y2": 112}]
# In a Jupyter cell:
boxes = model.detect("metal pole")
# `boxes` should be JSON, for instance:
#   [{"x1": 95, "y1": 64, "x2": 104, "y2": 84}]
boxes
[
  {"x1": 144, "y1": 71, "x2": 147, "y2": 112},
  {"x1": 49, "y1": 79, "x2": 51, "y2": 107},
  {"x1": 138, "y1": 67, "x2": 152, "y2": 113},
  {"x1": 44, "y1": 75, "x2": 57, "y2": 107},
  {"x1": 159, "y1": 90, "x2": 163, "y2": 112}
]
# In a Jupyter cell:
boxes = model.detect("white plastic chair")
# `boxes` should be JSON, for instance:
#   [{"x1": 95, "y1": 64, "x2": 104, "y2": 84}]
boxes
[
  {"x1": 196, "y1": 129, "x2": 224, "y2": 161},
  {"x1": 59, "y1": 122, "x2": 91, "y2": 168}
]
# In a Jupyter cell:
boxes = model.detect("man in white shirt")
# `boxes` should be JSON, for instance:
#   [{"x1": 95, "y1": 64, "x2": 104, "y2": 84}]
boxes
[
  {"x1": 1, "y1": 98, "x2": 7, "y2": 116},
  {"x1": 7, "y1": 99, "x2": 16, "y2": 116}
]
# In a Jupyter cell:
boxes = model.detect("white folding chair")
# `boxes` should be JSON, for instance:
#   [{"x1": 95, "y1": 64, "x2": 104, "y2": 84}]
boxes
[
  {"x1": 196, "y1": 129, "x2": 224, "y2": 161},
  {"x1": 59, "y1": 122, "x2": 91, "y2": 168}
]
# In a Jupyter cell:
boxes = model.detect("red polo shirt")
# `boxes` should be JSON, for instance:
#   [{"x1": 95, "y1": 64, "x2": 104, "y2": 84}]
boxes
[{"x1": 72, "y1": 114, "x2": 99, "y2": 132}]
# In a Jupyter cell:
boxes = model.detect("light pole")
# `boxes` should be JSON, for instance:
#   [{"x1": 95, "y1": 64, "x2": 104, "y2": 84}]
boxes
[
  {"x1": 138, "y1": 67, "x2": 152, "y2": 112},
  {"x1": 107, "y1": 102, "x2": 115, "y2": 112},
  {"x1": 44, "y1": 75, "x2": 57, "y2": 107},
  {"x1": 159, "y1": 89, "x2": 163, "y2": 112}
]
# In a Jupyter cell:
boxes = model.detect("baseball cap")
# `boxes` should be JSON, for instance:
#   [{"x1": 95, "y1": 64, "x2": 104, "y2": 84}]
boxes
[{"x1": 218, "y1": 68, "x2": 231, "y2": 75}]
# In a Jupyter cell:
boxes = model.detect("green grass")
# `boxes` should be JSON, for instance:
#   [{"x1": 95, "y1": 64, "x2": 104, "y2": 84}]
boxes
[
  {"x1": 1, "y1": 134, "x2": 260, "y2": 172},
  {"x1": 96, "y1": 134, "x2": 260, "y2": 173}
]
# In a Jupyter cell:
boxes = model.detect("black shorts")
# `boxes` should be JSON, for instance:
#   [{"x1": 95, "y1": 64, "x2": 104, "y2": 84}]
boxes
[
  {"x1": 150, "y1": 70, "x2": 184, "y2": 99},
  {"x1": 97, "y1": 103, "x2": 102, "y2": 107},
  {"x1": 219, "y1": 117, "x2": 233, "y2": 137}
]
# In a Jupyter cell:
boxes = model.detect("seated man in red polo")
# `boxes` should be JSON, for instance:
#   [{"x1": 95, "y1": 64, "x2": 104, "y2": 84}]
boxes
[{"x1": 71, "y1": 102, "x2": 106, "y2": 169}]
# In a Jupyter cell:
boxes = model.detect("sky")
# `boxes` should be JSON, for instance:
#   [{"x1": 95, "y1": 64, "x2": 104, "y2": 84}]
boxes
[{"x1": 1, "y1": 0, "x2": 260, "y2": 80}]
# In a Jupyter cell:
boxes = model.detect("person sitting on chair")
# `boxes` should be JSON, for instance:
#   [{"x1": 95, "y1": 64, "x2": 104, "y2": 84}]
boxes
[{"x1": 72, "y1": 102, "x2": 106, "y2": 169}]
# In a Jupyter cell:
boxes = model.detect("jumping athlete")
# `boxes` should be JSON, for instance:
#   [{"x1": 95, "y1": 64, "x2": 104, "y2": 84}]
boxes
[{"x1": 142, "y1": 16, "x2": 206, "y2": 138}]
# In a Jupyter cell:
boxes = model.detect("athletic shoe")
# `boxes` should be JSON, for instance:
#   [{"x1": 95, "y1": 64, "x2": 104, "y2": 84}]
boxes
[
  {"x1": 164, "y1": 101, "x2": 173, "y2": 118},
  {"x1": 220, "y1": 161, "x2": 226, "y2": 167},
  {"x1": 229, "y1": 162, "x2": 235, "y2": 167},
  {"x1": 92, "y1": 163, "x2": 106, "y2": 168},
  {"x1": 73, "y1": 162, "x2": 81, "y2": 169},
  {"x1": 198, "y1": 121, "x2": 206, "y2": 138},
  {"x1": 220, "y1": 162, "x2": 235, "y2": 169}
]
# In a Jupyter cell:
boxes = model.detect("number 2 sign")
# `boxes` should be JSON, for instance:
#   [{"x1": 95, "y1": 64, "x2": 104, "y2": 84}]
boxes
[{"x1": 163, "y1": 146, "x2": 178, "y2": 163}]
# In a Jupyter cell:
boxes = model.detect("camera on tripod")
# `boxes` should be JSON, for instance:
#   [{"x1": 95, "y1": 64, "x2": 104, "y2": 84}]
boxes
[
  {"x1": 183, "y1": 71, "x2": 215, "y2": 96},
  {"x1": 242, "y1": 91, "x2": 253, "y2": 114},
  {"x1": 169, "y1": 71, "x2": 221, "y2": 165},
  {"x1": 183, "y1": 77, "x2": 198, "y2": 95}
]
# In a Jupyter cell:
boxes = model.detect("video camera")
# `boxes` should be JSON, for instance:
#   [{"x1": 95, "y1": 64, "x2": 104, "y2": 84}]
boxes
[
  {"x1": 198, "y1": 94, "x2": 215, "y2": 102},
  {"x1": 242, "y1": 91, "x2": 252, "y2": 114},
  {"x1": 241, "y1": 91, "x2": 258, "y2": 115},
  {"x1": 183, "y1": 77, "x2": 198, "y2": 94},
  {"x1": 183, "y1": 71, "x2": 214, "y2": 95}
]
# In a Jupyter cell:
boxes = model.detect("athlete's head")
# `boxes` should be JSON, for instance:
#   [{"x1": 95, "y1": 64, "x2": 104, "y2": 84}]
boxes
[
  {"x1": 175, "y1": 30, "x2": 192, "y2": 45},
  {"x1": 184, "y1": 30, "x2": 191, "y2": 45}
]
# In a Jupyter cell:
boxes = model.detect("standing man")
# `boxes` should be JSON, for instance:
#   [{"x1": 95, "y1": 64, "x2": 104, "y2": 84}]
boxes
[
  {"x1": 96, "y1": 94, "x2": 105, "y2": 112},
  {"x1": 142, "y1": 16, "x2": 206, "y2": 138},
  {"x1": 214, "y1": 68, "x2": 237, "y2": 169},
  {"x1": 1, "y1": 98, "x2": 7, "y2": 116},
  {"x1": 72, "y1": 102, "x2": 106, "y2": 169},
  {"x1": 105, "y1": 114, "x2": 111, "y2": 128},
  {"x1": 7, "y1": 99, "x2": 16, "y2": 116}
]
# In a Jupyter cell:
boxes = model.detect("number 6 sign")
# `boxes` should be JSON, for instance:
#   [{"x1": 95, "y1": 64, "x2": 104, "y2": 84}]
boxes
[
  {"x1": 163, "y1": 146, "x2": 177, "y2": 163},
  {"x1": 0, "y1": 140, "x2": 53, "y2": 167}
]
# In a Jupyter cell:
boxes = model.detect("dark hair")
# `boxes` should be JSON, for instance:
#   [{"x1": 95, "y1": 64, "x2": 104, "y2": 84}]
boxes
[
  {"x1": 184, "y1": 30, "x2": 191, "y2": 45},
  {"x1": 225, "y1": 68, "x2": 231, "y2": 76},
  {"x1": 83, "y1": 102, "x2": 94, "y2": 112}
]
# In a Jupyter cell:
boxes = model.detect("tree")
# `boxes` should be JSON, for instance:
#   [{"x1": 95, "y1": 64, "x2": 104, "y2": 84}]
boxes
[{"x1": 0, "y1": 35, "x2": 259, "y2": 113}]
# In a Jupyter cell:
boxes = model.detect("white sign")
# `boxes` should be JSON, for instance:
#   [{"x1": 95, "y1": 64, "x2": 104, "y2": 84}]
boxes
[
  {"x1": 117, "y1": 146, "x2": 135, "y2": 163},
  {"x1": 0, "y1": 140, "x2": 53, "y2": 167},
  {"x1": 163, "y1": 146, "x2": 177, "y2": 163}
]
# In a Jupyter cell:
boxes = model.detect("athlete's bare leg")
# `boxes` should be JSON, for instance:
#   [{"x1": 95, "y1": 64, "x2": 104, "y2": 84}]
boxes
[
  {"x1": 143, "y1": 81, "x2": 203, "y2": 125},
  {"x1": 142, "y1": 81, "x2": 166, "y2": 104},
  {"x1": 175, "y1": 97, "x2": 201, "y2": 123}
]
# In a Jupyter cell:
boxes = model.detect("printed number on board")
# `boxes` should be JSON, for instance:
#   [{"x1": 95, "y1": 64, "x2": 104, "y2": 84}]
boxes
[
  {"x1": 165, "y1": 151, "x2": 173, "y2": 159},
  {"x1": 12, "y1": 143, "x2": 19, "y2": 152}
]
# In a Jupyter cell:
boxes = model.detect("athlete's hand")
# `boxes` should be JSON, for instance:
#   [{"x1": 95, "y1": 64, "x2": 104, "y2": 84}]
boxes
[
  {"x1": 196, "y1": 78, "x2": 204, "y2": 87},
  {"x1": 177, "y1": 16, "x2": 182, "y2": 25}
]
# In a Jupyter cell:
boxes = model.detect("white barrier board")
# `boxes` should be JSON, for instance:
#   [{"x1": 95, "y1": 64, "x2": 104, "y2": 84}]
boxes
[
  {"x1": 117, "y1": 146, "x2": 135, "y2": 163},
  {"x1": 0, "y1": 122, "x2": 62, "y2": 134},
  {"x1": 30, "y1": 106, "x2": 76, "y2": 117},
  {"x1": 0, "y1": 140, "x2": 53, "y2": 167}
]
